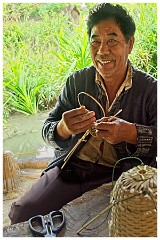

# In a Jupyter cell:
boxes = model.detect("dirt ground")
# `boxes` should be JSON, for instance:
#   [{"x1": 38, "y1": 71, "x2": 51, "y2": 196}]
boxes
[{"x1": 3, "y1": 168, "x2": 43, "y2": 227}]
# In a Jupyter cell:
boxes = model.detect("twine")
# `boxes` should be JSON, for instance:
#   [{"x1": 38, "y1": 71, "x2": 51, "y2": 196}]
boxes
[{"x1": 111, "y1": 156, "x2": 144, "y2": 186}]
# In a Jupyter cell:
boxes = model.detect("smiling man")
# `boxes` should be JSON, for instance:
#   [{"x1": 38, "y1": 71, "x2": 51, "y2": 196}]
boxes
[
  {"x1": 90, "y1": 20, "x2": 134, "y2": 84},
  {"x1": 9, "y1": 3, "x2": 157, "y2": 224}
]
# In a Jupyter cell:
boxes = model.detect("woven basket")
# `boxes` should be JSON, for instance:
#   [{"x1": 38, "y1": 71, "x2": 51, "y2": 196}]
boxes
[
  {"x1": 109, "y1": 165, "x2": 157, "y2": 237},
  {"x1": 3, "y1": 150, "x2": 20, "y2": 193}
]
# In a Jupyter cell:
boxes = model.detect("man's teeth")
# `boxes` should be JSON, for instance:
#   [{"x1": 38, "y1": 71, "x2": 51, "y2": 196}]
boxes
[{"x1": 100, "y1": 61, "x2": 111, "y2": 64}]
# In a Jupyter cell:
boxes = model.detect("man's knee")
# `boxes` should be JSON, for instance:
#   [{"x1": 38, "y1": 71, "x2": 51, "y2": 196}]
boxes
[
  {"x1": 9, "y1": 200, "x2": 33, "y2": 225},
  {"x1": 9, "y1": 201, "x2": 24, "y2": 224}
]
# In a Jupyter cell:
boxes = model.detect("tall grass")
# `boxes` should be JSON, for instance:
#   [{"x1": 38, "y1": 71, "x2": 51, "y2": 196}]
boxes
[
  {"x1": 3, "y1": 3, "x2": 157, "y2": 125},
  {"x1": 4, "y1": 67, "x2": 44, "y2": 115},
  {"x1": 50, "y1": 17, "x2": 92, "y2": 82},
  {"x1": 123, "y1": 3, "x2": 157, "y2": 76}
]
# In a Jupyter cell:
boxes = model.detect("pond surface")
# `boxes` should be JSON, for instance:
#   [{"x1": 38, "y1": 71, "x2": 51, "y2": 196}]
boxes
[{"x1": 3, "y1": 110, "x2": 55, "y2": 164}]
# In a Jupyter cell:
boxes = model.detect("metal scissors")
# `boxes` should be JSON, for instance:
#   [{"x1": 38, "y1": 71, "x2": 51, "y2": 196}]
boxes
[{"x1": 28, "y1": 210, "x2": 65, "y2": 237}]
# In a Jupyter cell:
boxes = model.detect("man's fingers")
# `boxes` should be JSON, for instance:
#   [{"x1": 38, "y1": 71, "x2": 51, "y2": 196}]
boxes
[
  {"x1": 63, "y1": 106, "x2": 88, "y2": 119},
  {"x1": 95, "y1": 121, "x2": 114, "y2": 130},
  {"x1": 96, "y1": 116, "x2": 117, "y2": 123}
]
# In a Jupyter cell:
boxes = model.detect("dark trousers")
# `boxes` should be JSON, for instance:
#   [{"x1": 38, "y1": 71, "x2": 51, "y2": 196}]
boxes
[{"x1": 9, "y1": 157, "x2": 121, "y2": 224}]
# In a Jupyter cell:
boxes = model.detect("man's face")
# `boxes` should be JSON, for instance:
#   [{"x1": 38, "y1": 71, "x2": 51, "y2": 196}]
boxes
[{"x1": 90, "y1": 19, "x2": 134, "y2": 80}]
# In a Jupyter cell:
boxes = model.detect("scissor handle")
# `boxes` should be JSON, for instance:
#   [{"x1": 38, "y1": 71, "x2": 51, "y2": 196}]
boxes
[
  {"x1": 29, "y1": 215, "x2": 47, "y2": 237},
  {"x1": 49, "y1": 210, "x2": 65, "y2": 233}
]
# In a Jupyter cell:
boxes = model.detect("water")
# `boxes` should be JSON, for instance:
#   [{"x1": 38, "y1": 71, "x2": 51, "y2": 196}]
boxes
[{"x1": 3, "y1": 110, "x2": 55, "y2": 163}]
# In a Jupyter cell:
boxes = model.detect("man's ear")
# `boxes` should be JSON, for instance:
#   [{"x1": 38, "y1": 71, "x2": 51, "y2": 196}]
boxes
[{"x1": 128, "y1": 36, "x2": 134, "y2": 54}]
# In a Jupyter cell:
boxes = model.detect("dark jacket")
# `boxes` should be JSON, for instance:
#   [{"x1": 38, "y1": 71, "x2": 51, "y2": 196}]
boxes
[{"x1": 42, "y1": 64, "x2": 157, "y2": 173}]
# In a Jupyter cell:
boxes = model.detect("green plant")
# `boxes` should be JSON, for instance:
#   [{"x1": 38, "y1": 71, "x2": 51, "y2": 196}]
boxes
[
  {"x1": 3, "y1": 3, "x2": 157, "y2": 124},
  {"x1": 122, "y1": 3, "x2": 157, "y2": 78},
  {"x1": 3, "y1": 85, "x2": 13, "y2": 126},
  {"x1": 3, "y1": 22, "x2": 24, "y2": 51},
  {"x1": 51, "y1": 17, "x2": 92, "y2": 83},
  {"x1": 4, "y1": 66, "x2": 44, "y2": 115}
]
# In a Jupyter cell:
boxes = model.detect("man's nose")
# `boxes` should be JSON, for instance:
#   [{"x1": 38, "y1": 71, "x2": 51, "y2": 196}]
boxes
[{"x1": 97, "y1": 42, "x2": 110, "y2": 55}]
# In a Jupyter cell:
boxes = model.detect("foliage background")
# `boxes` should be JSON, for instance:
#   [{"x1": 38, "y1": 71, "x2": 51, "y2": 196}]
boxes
[{"x1": 3, "y1": 3, "x2": 157, "y2": 125}]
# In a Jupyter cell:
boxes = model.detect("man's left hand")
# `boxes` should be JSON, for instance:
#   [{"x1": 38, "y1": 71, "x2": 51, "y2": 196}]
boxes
[{"x1": 95, "y1": 117, "x2": 138, "y2": 145}]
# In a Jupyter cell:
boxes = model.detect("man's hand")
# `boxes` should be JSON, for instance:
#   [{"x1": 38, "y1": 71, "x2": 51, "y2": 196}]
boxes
[
  {"x1": 95, "y1": 117, "x2": 138, "y2": 144},
  {"x1": 56, "y1": 106, "x2": 96, "y2": 139}
]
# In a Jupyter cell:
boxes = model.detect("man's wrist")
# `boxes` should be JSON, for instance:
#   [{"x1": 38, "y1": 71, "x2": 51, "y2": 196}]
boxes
[
  {"x1": 127, "y1": 123, "x2": 138, "y2": 144},
  {"x1": 56, "y1": 120, "x2": 72, "y2": 140}
]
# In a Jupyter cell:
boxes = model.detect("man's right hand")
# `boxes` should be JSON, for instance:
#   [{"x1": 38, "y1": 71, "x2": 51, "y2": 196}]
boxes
[{"x1": 56, "y1": 106, "x2": 96, "y2": 140}]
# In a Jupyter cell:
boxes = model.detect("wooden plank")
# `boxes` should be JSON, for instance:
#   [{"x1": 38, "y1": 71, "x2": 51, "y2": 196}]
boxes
[{"x1": 3, "y1": 183, "x2": 113, "y2": 237}]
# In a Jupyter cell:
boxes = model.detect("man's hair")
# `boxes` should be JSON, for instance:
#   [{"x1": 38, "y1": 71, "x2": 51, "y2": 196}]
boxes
[{"x1": 87, "y1": 3, "x2": 136, "y2": 42}]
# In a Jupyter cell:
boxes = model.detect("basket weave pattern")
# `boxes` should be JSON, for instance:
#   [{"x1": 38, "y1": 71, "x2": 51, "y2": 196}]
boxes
[{"x1": 109, "y1": 165, "x2": 157, "y2": 237}]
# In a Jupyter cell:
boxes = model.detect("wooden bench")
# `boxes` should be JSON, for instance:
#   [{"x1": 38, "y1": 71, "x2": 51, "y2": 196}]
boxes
[{"x1": 3, "y1": 183, "x2": 113, "y2": 237}]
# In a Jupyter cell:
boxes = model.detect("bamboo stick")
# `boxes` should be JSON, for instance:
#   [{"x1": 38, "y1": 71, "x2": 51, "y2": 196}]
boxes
[
  {"x1": 77, "y1": 203, "x2": 114, "y2": 234},
  {"x1": 61, "y1": 130, "x2": 90, "y2": 169}
]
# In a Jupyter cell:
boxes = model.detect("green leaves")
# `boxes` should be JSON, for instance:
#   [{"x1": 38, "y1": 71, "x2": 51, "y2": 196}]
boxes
[
  {"x1": 4, "y1": 68, "x2": 44, "y2": 115},
  {"x1": 124, "y1": 3, "x2": 157, "y2": 78},
  {"x1": 51, "y1": 18, "x2": 92, "y2": 81},
  {"x1": 3, "y1": 3, "x2": 157, "y2": 125}
]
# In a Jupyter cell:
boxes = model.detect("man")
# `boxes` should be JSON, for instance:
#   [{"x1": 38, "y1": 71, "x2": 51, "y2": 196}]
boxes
[{"x1": 9, "y1": 3, "x2": 157, "y2": 224}]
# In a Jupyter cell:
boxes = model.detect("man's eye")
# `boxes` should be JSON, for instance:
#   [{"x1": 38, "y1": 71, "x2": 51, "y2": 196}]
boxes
[
  {"x1": 90, "y1": 40, "x2": 101, "y2": 47},
  {"x1": 108, "y1": 39, "x2": 118, "y2": 46}
]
